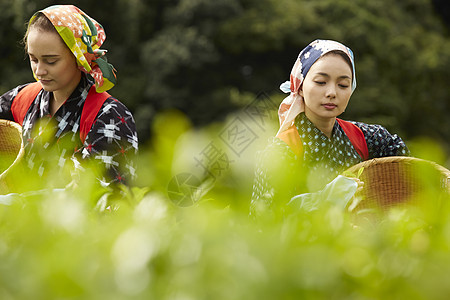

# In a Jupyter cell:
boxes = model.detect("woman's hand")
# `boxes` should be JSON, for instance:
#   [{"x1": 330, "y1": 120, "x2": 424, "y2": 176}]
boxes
[
  {"x1": 347, "y1": 177, "x2": 364, "y2": 193},
  {"x1": 345, "y1": 177, "x2": 365, "y2": 213}
]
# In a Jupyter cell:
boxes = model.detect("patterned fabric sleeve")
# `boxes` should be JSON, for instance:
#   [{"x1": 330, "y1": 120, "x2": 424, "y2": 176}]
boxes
[
  {"x1": 78, "y1": 97, "x2": 138, "y2": 186},
  {"x1": 250, "y1": 137, "x2": 302, "y2": 216},
  {"x1": 353, "y1": 122, "x2": 409, "y2": 158},
  {"x1": 0, "y1": 85, "x2": 28, "y2": 121}
]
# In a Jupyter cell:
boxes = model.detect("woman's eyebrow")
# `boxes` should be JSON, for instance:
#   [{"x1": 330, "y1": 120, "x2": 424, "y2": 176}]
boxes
[
  {"x1": 41, "y1": 54, "x2": 61, "y2": 58},
  {"x1": 27, "y1": 53, "x2": 61, "y2": 58},
  {"x1": 315, "y1": 72, "x2": 351, "y2": 79}
]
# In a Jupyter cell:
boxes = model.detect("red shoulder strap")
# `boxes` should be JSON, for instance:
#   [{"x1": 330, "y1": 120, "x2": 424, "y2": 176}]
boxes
[
  {"x1": 79, "y1": 85, "x2": 111, "y2": 143},
  {"x1": 11, "y1": 82, "x2": 42, "y2": 125},
  {"x1": 336, "y1": 118, "x2": 369, "y2": 160},
  {"x1": 11, "y1": 82, "x2": 110, "y2": 144}
]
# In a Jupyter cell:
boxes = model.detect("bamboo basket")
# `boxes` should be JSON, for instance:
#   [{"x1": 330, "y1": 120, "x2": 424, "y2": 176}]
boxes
[
  {"x1": 0, "y1": 120, "x2": 24, "y2": 194},
  {"x1": 344, "y1": 156, "x2": 450, "y2": 214}
]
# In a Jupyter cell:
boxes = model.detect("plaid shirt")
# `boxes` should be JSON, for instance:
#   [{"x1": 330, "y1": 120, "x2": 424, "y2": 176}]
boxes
[{"x1": 0, "y1": 75, "x2": 138, "y2": 187}]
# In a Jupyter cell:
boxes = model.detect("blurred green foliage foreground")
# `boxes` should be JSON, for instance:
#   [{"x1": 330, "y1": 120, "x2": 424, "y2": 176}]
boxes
[{"x1": 1, "y1": 111, "x2": 450, "y2": 300}]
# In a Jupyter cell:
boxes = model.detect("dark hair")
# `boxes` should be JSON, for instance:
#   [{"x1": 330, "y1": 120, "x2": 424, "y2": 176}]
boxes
[{"x1": 23, "y1": 13, "x2": 58, "y2": 52}]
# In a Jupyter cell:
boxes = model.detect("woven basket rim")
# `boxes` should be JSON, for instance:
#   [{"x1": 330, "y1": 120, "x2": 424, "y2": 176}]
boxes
[
  {"x1": 344, "y1": 156, "x2": 450, "y2": 214},
  {"x1": 0, "y1": 119, "x2": 24, "y2": 179},
  {"x1": 345, "y1": 156, "x2": 450, "y2": 179},
  {"x1": 0, "y1": 119, "x2": 22, "y2": 127}
]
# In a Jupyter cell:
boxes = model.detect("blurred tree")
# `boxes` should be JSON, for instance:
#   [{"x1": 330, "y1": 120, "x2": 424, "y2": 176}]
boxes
[{"x1": 140, "y1": 0, "x2": 245, "y2": 134}]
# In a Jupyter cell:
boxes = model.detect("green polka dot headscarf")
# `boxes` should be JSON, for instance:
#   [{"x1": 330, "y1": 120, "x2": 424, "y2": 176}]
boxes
[{"x1": 30, "y1": 5, "x2": 116, "y2": 92}]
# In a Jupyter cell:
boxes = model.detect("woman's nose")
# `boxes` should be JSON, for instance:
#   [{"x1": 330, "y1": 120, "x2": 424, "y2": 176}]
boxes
[
  {"x1": 34, "y1": 62, "x2": 47, "y2": 76},
  {"x1": 326, "y1": 85, "x2": 336, "y2": 98}
]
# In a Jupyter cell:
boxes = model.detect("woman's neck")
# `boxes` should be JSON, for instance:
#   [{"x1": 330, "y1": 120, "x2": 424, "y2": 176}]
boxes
[
  {"x1": 50, "y1": 75, "x2": 82, "y2": 115},
  {"x1": 304, "y1": 112, "x2": 336, "y2": 139},
  {"x1": 50, "y1": 94, "x2": 66, "y2": 116}
]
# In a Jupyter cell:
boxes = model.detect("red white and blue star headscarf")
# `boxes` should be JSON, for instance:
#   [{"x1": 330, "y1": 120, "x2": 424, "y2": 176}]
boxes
[{"x1": 277, "y1": 39, "x2": 357, "y2": 136}]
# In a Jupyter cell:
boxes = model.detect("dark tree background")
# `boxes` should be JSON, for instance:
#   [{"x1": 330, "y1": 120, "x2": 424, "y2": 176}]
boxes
[{"x1": 1, "y1": 0, "x2": 449, "y2": 160}]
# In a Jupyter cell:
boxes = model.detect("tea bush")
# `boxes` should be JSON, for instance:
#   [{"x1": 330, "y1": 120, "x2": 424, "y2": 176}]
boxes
[{"x1": 1, "y1": 111, "x2": 449, "y2": 299}]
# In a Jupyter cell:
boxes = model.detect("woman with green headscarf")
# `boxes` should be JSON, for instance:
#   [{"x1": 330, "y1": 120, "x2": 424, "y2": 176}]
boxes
[{"x1": 0, "y1": 5, "x2": 138, "y2": 192}]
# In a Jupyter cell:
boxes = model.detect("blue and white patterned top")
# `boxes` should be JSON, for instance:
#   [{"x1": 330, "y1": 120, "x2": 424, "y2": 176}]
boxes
[{"x1": 251, "y1": 113, "x2": 409, "y2": 212}]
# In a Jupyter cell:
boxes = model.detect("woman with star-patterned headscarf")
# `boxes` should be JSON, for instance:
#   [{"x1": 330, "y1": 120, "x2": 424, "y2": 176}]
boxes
[{"x1": 251, "y1": 39, "x2": 409, "y2": 216}]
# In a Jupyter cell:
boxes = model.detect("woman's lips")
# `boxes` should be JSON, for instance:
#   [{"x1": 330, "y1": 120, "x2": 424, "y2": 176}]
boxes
[
  {"x1": 322, "y1": 103, "x2": 337, "y2": 109},
  {"x1": 39, "y1": 79, "x2": 53, "y2": 86}
]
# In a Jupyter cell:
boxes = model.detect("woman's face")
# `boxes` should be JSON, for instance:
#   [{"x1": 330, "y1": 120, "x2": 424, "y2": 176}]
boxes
[
  {"x1": 300, "y1": 53, "x2": 353, "y2": 124},
  {"x1": 27, "y1": 27, "x2": 81, "y2": 98}
]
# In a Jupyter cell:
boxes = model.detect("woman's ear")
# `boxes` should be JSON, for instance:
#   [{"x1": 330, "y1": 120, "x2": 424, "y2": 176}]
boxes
[{"x1": 298, "y1": 85, "x2": 303, "y2": 97}]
